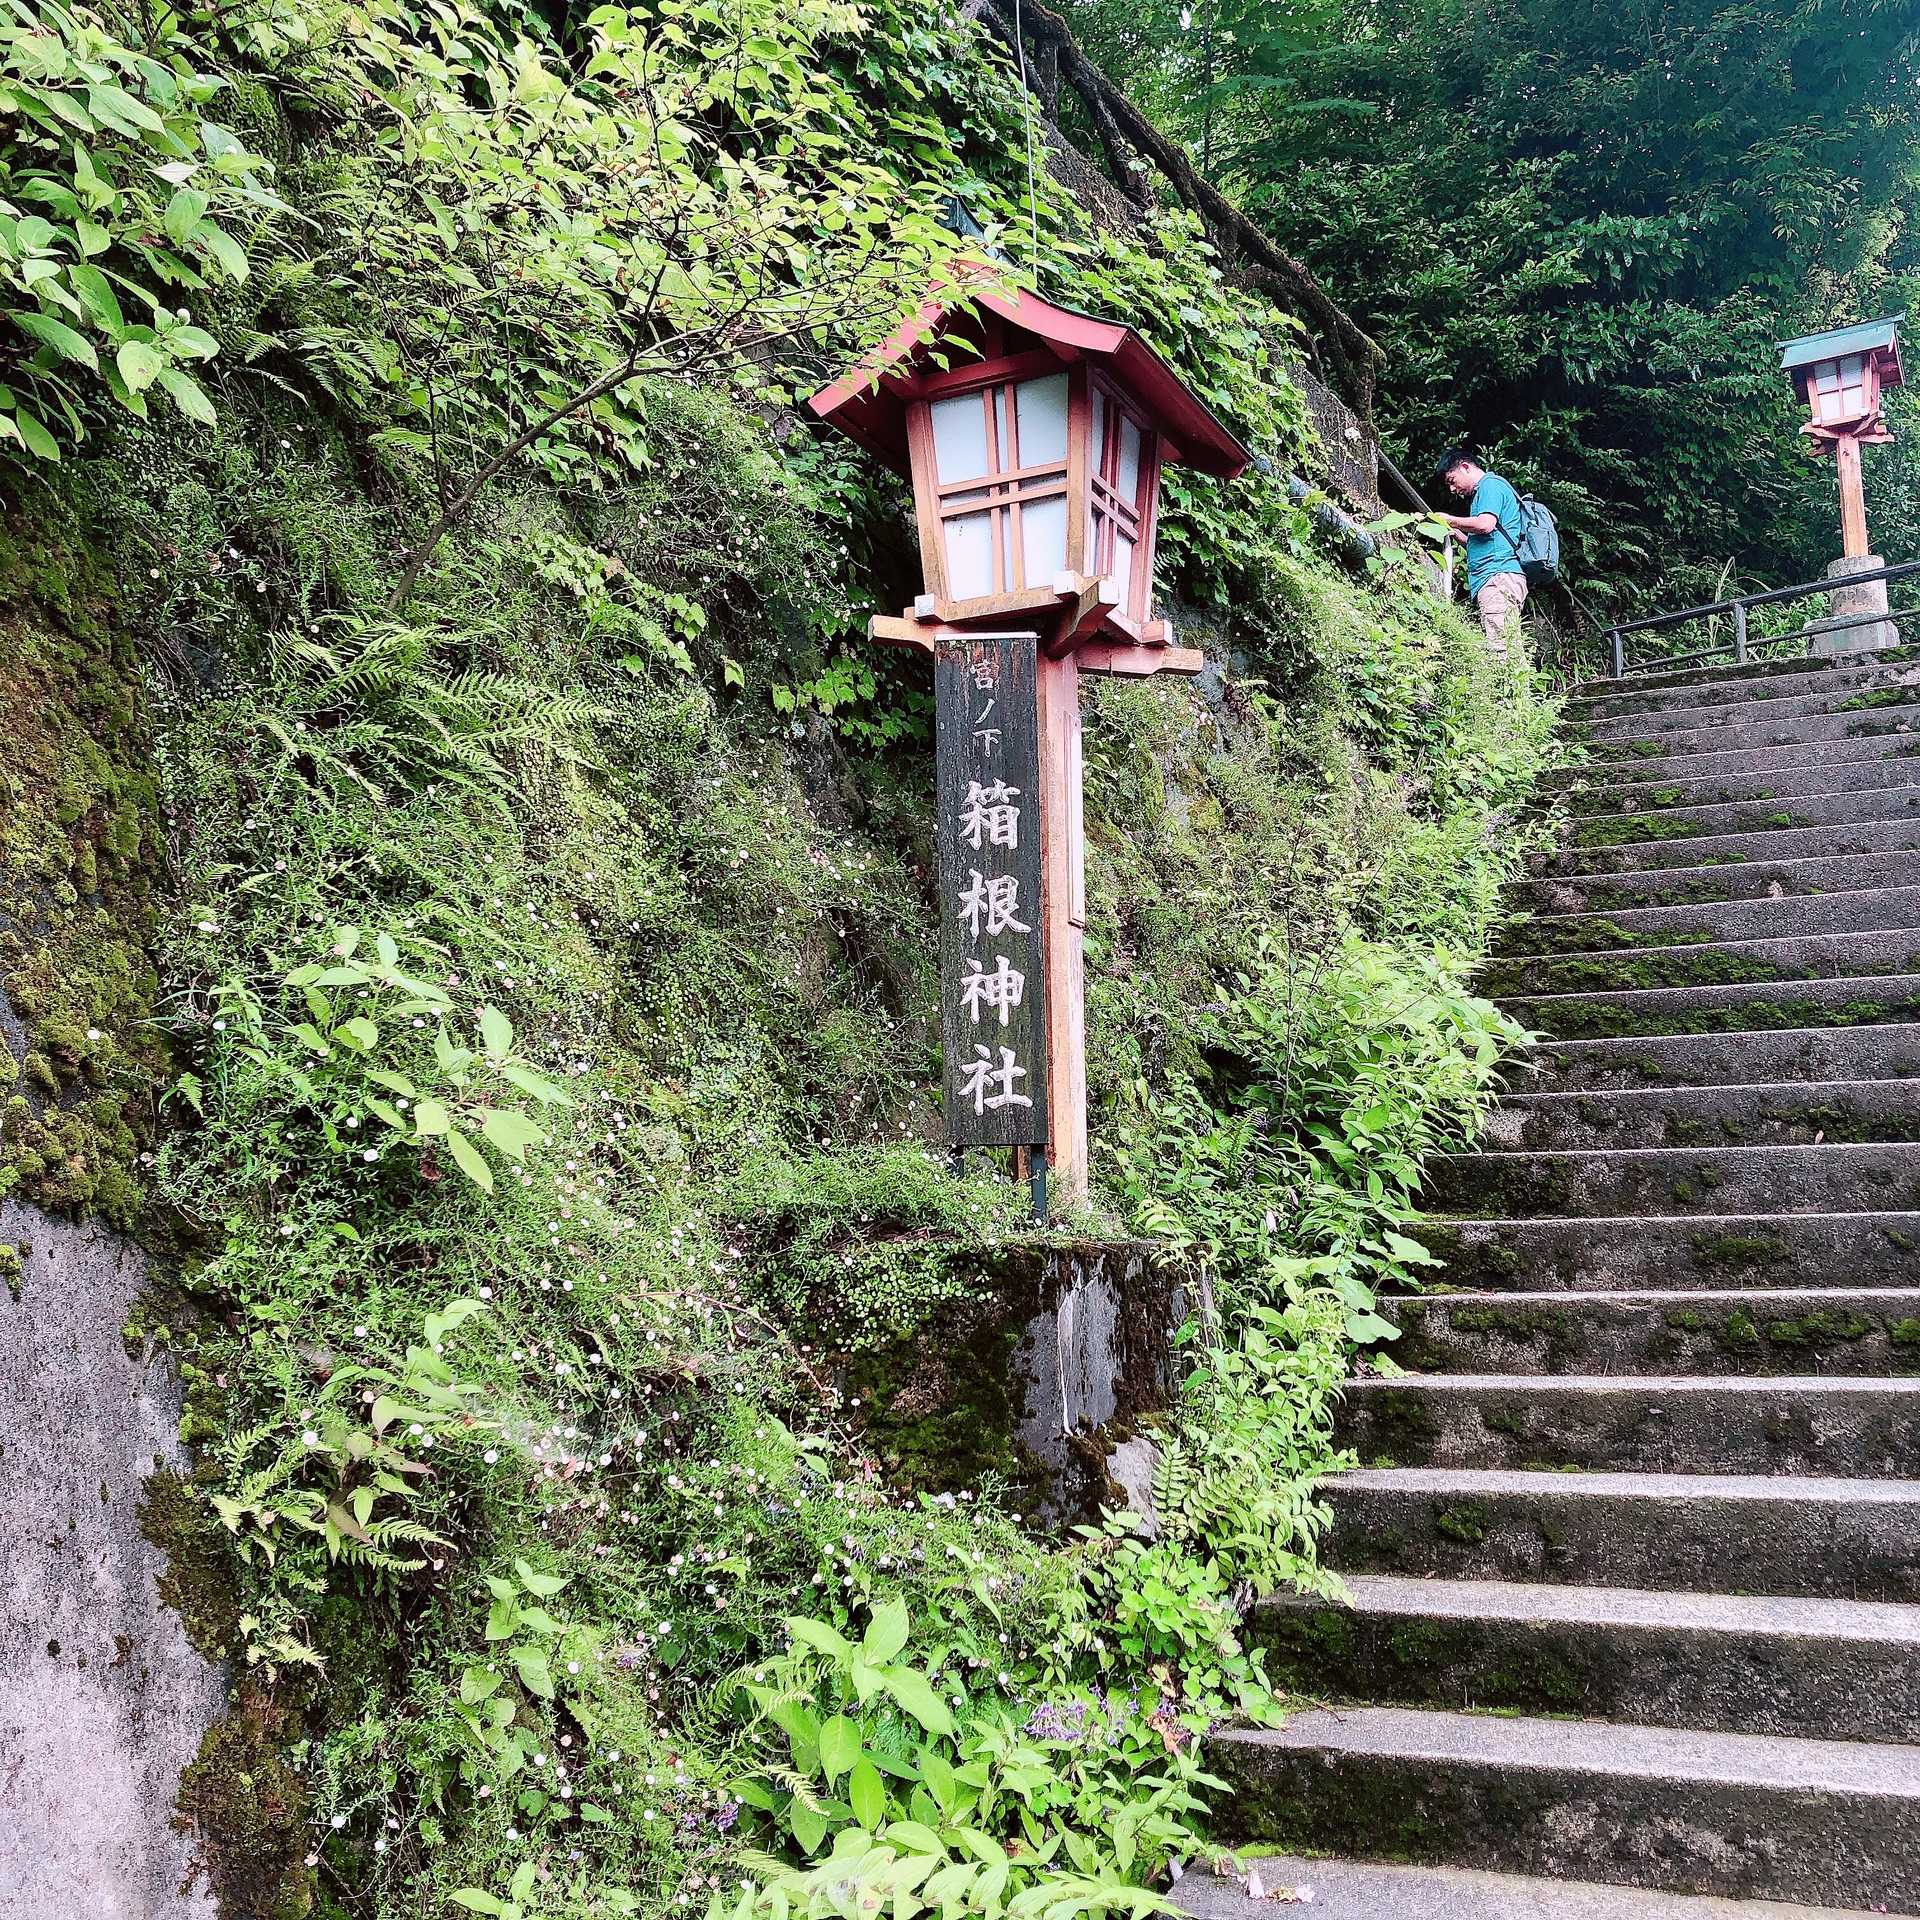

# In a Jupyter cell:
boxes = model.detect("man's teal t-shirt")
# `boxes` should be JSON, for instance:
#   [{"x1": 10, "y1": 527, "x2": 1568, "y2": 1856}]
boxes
[{"x1": 1465, "y1": 473, "x2": 1525, "y2": 594}]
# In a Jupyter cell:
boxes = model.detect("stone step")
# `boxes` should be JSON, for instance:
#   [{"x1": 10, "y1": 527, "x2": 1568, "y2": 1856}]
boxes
[
  {"x1": 1208, "y1": 1707, "x2": 1920, "y2": 1909},
  {"x1": 1567, "y1": 784, "x2": 1920, "y2": 851},
  {"x1": 1528, "y1": 813, "x2": 1920, "y2": 877},
  {"x1": 1497, "y1": 969, "x2": 1920, "y2": 1041},
  {"x1": 1575, "y1": 680, "x2": 1920, "y2": 746},
  {"x1": 1484, "y1": 925, "x2": 1920, "y2": 998},
  {"x1": 1538, "y1": 727, "x2": 1920, "y2": 792},
  {"x1": 1428, "y1": 1141, "x2": 1920, "y2": 1220},
  {"x1": 1171, "y1": 1851, "x2": 1892, "y2": 1920},
  {"x1": 1551, "y1": 754, "x2": 1920, "y2": 823},
  {"x1": 1324, "y1": 1466, "x2": 1920, "y2": 1602},
  {"x1": 1568, "y1": 653, "x2": 1920, "y2": 726},
  {"x1": 1583, "y1": 704, "x2": 1920, "y2": 767},
  {"x1": 1520, "y1": 1023, "x2": 1920, "y2": 1091},
  {"x1": 1337, "y1": 1374, "x2": 1920, "y2": 1476},
  {"x1": 1513, "y1": 848, "x2": 1920, "y2": 914},
  {"x1": 1411, "y1": 1211, "x2": 1920, "y2": 1293},
  {"x1": 1256, "y1": 1575, "x2": 1920, "y2": 1742},
  {"x1": 1485, "y1": 1079, "x2": 1920, "y2": 1150},
  {"x1": 1570, "y1": 643, "x2": 1916, "y2": 705},
  {"x1": 1496, "y1": 884, "x2": 1920, "y2": 961},
  {"x1": 1387, "y1": 1287, "x2": 1920, "y2": 1376}
]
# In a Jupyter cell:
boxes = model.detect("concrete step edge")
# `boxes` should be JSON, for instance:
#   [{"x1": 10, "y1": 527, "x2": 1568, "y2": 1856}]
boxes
[
  {"x1": 1212, "y1": 1704, "x2": 1920, "y2": 1792},
  {"x1": 1265, "y1": 1572, "x2": 1920, "y2": 1641},
  {"x1": 1170, "y1": 1853, "x2": 1889, "y2": 1919}
]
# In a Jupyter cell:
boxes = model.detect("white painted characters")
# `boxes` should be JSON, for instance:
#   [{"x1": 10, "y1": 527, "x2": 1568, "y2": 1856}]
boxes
[
  {"x1": 959, "y1": 954, "x2": 1026, "y2": 1025},
  {"x1": 958, "y1": 778, "x2": 1021, "y2": 850},
  {"x1": 957, "y1": 868, "x2": 1030, "y2": 940},
  {"x1": 956, "y1": 1043, "x2": 1032, "y2": 1113}
]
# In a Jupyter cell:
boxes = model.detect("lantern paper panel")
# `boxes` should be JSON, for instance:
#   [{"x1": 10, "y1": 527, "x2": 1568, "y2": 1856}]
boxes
[
  {"x1": 928, "y1": 372, "x2": 1073, "y2": 602},
  {"x1": 1810, "y1": 354, "x2": 1875, "y2": 428}
]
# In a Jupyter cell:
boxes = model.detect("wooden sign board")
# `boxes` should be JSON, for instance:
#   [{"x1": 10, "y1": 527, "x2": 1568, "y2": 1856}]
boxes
[{"x1": 935, "y1": 634, "x2": 1050, "y2": 1148}]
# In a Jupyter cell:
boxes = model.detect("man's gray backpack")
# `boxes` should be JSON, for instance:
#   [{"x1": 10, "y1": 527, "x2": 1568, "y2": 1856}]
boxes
[{"x1": 1507, "y1": 494, "x2": 1561, "y2": 584}]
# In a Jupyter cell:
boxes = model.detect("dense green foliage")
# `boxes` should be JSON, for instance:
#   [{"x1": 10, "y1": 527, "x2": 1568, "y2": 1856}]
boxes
[
  {"x1": 1071, "y1": 0, "x2": 1920, "y2": 637},
  {"x1": 0, "y1": 1, "x2": 1556, "y2": 1914}
]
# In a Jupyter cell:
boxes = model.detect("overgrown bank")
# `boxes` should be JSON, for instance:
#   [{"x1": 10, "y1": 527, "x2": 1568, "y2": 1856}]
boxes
[{"x1": 0, "y1": 2, "x2": 1554, "y2": 1913}]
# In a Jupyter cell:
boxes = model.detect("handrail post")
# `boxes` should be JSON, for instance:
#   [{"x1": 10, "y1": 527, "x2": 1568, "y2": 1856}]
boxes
[
  {"x1": 1733, "y1": 601, "x2": 1748, "y2": 666},
  {"x1": 1609, "y1": 628, "x2": 1625, "y2": 679}
]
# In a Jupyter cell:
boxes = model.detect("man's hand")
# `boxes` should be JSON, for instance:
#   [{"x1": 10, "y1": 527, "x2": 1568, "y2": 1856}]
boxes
[{"x1": 1433, "y1": 509, "x2": 1499, "y2": 535}]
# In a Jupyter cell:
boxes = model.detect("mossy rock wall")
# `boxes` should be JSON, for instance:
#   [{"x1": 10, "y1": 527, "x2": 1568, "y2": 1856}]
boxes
[{"x1": 843, "y1": 1241, "x2": 1185, "y2": 1523}]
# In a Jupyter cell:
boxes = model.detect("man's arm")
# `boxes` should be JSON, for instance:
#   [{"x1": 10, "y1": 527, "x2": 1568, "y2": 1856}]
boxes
[{"x1": 1433, "y1": 509, "x2": 1498, "y2": 535}]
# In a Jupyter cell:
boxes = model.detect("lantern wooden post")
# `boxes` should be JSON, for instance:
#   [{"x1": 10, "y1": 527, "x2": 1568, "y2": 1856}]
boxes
[
  {"x1": 811, "y1": 278, "x2": 1249, "y2": 1205},
  {"x1": 1036, "y1": 650, "x2": 1087, "y2": 1194},
  {"x1": 1837, "y1": 433, "x2": 1870, "y2": 559}
]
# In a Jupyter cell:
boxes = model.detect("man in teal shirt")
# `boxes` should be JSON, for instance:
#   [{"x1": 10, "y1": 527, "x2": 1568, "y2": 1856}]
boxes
[{"x1": 1433, "y1": 449, "x2": 1527, "y2": 652}]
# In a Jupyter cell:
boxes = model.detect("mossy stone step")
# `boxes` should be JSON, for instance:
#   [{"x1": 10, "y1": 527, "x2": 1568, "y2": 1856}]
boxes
[
  {"x1": 1537, "y1": 727, "x2": 1920, "y2": 791},
  {"x1": 1484, "y1": 1078, "x2": 1920, "y2": 1151},
  {"x1": 1172, "y1": 1850, "x2": 1892, "y2": 1919},
  {"x1": 1575, "y1": 680, "x2": 1920, "y2": 747},
  {"x1": 1551, "y1": 755, "x2": 1920, "y2": 823},
  {"x1": 1209, "y1": 1707, "x2": 1920, "y2": 1910},
  {"x1": 1486, "y1": 926, "x2": 1920, "y2": 999},
  {"x1": 1386, "y1": 1287, "x2": 1920, "y2": 1376},
  {"x1": 1584, "y1": 704, "x2": 1920, "y2": 766},
  {"x1": 1495, "y1": 884, "x2": 1920, "y2": 963},
  {"x1": 1427, "y1": 1140, "x2": 1920, "y2": 1220},
  {"x1": 1528, "y1": 814, "x2": 1920, "y2": 878},
  {"x1": 1496, "y1": 968, "x2": 1920, "y2": 1041},
  {"x1": 1337, "y1": 1374, "x2": 1920, "y2": 1476},
  {"x1": 1568, "y1": 654, "x2": 1920, "y2": 727},
  {"x1": 1256, "y1": 1574, "x2": 1920, "y2": 1741},
  {"x1": 1323, "y1": 1466, "x2": 1920, "y2": 1601},
  {"x1": 1566, "y1": 783, "x2": 1920, "y2": 850},
  {"x1": 1520, "y1": 1023, "x2": 1920, "y2": 1091},
  {"x1": 1410, "y1": 1211, "x2": 1920, "y2": 1293},
  {"x1": 1513, "y1": 848, "x2": 1920, "y2": 915}
]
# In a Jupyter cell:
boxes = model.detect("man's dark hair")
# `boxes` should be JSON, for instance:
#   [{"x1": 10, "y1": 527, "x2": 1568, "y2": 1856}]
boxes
[{"x1": 1434, "y1": 448, "x2": 1479, "y2": 482}]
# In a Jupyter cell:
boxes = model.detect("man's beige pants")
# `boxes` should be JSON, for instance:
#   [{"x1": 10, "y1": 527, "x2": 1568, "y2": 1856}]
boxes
[{"x1": 1475, "y1": 571, "x2": 1528, "y2": 650}]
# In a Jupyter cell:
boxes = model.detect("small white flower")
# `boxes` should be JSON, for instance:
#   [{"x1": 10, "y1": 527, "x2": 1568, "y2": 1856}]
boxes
[
  {"x1": 301, "y1": 1430, "x2": 319, "y2": 1446},
  {"x1": 484, "y1": 1449, "x2": 499, "y2": 1464}
]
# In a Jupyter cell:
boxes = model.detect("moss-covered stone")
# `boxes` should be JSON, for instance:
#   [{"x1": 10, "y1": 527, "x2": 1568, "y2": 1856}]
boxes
[
  {"x1": 175, "y1": 1686, "x2": 316, "y2": 1920},
  {"x1": 0, "y1": 517, "x2": 166, "y2": 1228}
]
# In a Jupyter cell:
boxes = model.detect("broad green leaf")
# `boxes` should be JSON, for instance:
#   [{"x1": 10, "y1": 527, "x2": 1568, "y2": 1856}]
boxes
[
  {"x1": 444, "y1": 1126, "x2": 494, "y2": 1192},
  {"x1": 449, "y1": 1896, "x2": 506, "y2": 1916},
  {"x1": 816, "y1": 1714, "x2": 859, "y2": 1786},
  {"x1": 785, "y1": 1615, "x2": 854, "y2": 1663},
  {"x1": 85, "y1": 84, "x2": 164, "y2": 136},
  {"x1": 15, "y1": 311, "x2": 96, "y2": 369},
  {"x1": 12, "y1": 407, "x2": 59, "y2": 459},
  {"x1": 877, "y1": 1665, "x2": 952, "y2": 1736},
  {"x1": 478, "y1": 1004, "x2": 513, "y2": 1061},
  {"x1": 500, "y1": 1062, "x2": 571, "y2": 1105},
  {"x1": 157, "y1": 366, "x2": 216, "y2": 425},
  {"x1": 847, "y1": 1756, "x2": 887, "y2": 1830},
  {"x1": 513, "y1": 1558, "x2": 568, "y2": 1598},
  {"x1": 411, "y1": 1100, "x2": 451, "y2": 1135},
  {"x1": 510, "y1": 1645, "x2": 553, "y2": 1698},
  {"x1": 163, "y1": 186, "x2": 209, "y2": 245},
  {"x1": 480, "y1": 1107, "x2": 546, "y2": 1159},
  {"x1": 862, "y1": 1593, "x2": 910, "y2": 1665},
  {"x1": 788, "y1": 1796, "x2": 828, "y2": 1855},
  {"x1": 115, "y1": 338, "x2": 162, "y2": 392}
]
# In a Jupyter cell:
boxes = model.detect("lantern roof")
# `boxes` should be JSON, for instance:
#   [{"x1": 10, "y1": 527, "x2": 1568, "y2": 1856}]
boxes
[
  {"x1": 1779, "y1": 315, "x2": 1905, "y2": 384},
  {"x1": 809, "y1": 279, "x2": 1250, "y2": 480}
]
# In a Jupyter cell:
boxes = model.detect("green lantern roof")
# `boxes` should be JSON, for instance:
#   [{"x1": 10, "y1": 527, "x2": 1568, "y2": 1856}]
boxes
[{"x1": 1779, "y1": 315, "x2": 1905, "y2": 373}]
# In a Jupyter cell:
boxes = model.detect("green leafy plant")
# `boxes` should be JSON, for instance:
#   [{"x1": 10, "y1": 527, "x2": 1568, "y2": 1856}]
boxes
[
  {"x1": 214, "y1": 926, "x2": 573, "y2": 1191},
  {"x1": 0, "y1": 0, "x2": 282, "y2": 453}
]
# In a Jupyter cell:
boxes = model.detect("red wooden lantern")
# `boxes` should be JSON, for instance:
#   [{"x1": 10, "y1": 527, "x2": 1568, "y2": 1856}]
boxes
[
  {"x1": 1780, "y1": 316, "x2": 1905, "y2": 559},
  {"x1": 809, "y1": 277, "x2": 1247, "y2": 657}
]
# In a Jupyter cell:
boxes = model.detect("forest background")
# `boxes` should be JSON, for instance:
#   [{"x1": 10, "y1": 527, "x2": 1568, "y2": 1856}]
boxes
[
  {"x1": 0, "y1": 2, "x2": 1908, "y2": 1919},
  {"x1": 1073, "y1": 0, "x2": 1920, "y2": 626}
]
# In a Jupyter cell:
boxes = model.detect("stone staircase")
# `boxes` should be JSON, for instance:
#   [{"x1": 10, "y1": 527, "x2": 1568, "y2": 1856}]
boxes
[{"x1": 1206, "y1": 649, "x2": 1920, "y2": 1914}]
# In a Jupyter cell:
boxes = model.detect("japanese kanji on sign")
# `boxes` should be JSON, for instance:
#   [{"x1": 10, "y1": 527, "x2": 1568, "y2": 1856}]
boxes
[
  {"x1": 936, "y1": 634, "x2": 1049, "y2": 1148},
  {"x1": 809, "y1": 269, "x2": 1249, "y2": 1202}
]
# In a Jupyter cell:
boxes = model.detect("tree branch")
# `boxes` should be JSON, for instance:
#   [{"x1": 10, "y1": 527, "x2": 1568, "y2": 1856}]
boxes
[{"x1": 970, "y1": 0, "x2": 1384, "y2": 421}]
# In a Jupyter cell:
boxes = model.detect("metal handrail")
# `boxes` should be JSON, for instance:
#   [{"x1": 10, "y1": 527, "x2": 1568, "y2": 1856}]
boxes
[{"x1": 1606, "y1": 559, "x2": 1920, "y2": 678}]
